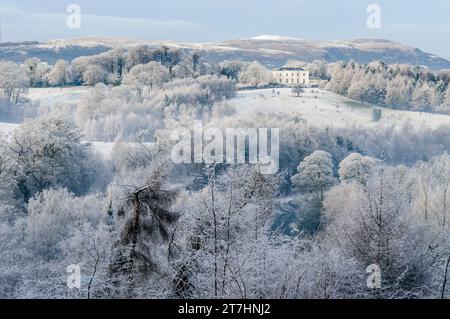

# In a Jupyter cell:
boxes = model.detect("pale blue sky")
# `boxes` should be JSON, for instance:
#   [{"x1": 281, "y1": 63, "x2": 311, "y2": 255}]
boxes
[{"x1": 1, "y1": 0, "x2": 450, "y2": 58}]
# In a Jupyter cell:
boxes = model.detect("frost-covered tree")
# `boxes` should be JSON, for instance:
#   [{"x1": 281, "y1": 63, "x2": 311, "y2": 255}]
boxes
[
  {"x1": 413, "y1": 160, "x2": 435, "y2": 221},
  {"x1": 47, "y1": 59, "x2": 70, "y2": 90},
  {"x1": 124, "y1": 61, "x2": 170, "y2": 93},
  {"x1": 0, "y1": 141, "x2": 21, "y2": 222},
  {"x1": 412, "y1": 154, "x2": 450, "y2": 227},
  {"x1": 83, "y1": 65, "x2": 107, "y2": 86},
  {"x1": 338, "y1": 153, "x2": 382, "y2": 185},
  {"x1": 103, "y1": 48, "x2": 127, "y2": 79},
  {"x1": 172, "y1": 164, "x2": 282, "y2": 298},
  {"x1": 0, "y1": 187, "x2": 112, "y2": 298},
  {"x1": 431, "y1": 153, "x2": 450, "y2": 227},
  {"x1": 324, "y1": 166, "x2": 437, "y2": 297},
  {"x1": 23, "y1": 58, "x2": 50, "y2": 87},
  {"x1": 218, "y1": 60, "x2": 245, "y2": 81},
  {"x1": 439, "y1": 86, "x2": 450, "y2": 113},
  {"x1": 306, "y1": 60, "x2": 328, "y2": 80},
  {"x1": 325, "y1": 62, "x2": 354, "y2": 95},
  {"x1": 109, "y1": 162, "x2": 179, "y2": 297},
  {"x1": 191, "y1": 52, "x2": 201, "y2": 76},
  {"x1": 385, "y1": 76, "x2": 413, "y2": 109},
  {"x1": 324, "y1": 60, "x2": 449, "y2": 114},
  {"x1": 60, "y1": 221, "x2": 115, "y2": 298},
  {"x1": 172, "y1": 63, "x2": 193, "y2": 79},
  {"x1": 411, "y1": 82, "x2": 435, "y2": 112},
  {"x1": 0, "y1": 61, "x2": 29, "y2": 104},
  {"x1": 291, "y1": 150, "x2": 336, "y2": 201},
  {"x1": 126, "y1": 45, "x2": 151, "y2": 69},
  {"x1": 292, "y1": 85, "x2": 304, "y2": 97},
  {"x1": 70, "y1": 56, "x2": 91, "y2": 85},
  {"x1": 25, "y1": 188, "x2": 107, "y2": 259},
  {"x1": 5, "y1": 115, "x2": 105, "y2": 200},
  {"x1": 238, "y1": 61, "x2": 271, "y2": 87}
]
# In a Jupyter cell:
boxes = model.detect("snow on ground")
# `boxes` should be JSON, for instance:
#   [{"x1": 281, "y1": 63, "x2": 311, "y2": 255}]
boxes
[
  {"x1": 251, "y1": 35, "x2": 303, "y2": 41},
  {"x1": 232, "y1": 88, "x2": 450, "y2": 129},
  {"x1": 25, "y1": 86, "x2": 450, "y2": 132},
  {"x1": 2, "y1": 87, "x2": 117, "y2": 157},
  {"x1": 88, "y1": 141, "x2": 116, "y2": 160},
  {"x1": 28, "y1": 87, "x2": 90, "y2": 108},
  {"x1": 0, "y1": 122, "x2": 19, "y2": 137},
  {"x1": 3, "y1": 87, "x2": 450, "y2": 160}
]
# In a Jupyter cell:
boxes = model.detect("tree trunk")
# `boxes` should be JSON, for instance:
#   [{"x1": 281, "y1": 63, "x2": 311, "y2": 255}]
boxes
[
  {"x1": 441, "y1": 255, "x2": 450, "y2": 299},
  {"x1": 209, "y1": 172, "x2": 218, "y2": 298},
  {"x1": 87, "y1": 253, "x2": 99, "y2": 299}
]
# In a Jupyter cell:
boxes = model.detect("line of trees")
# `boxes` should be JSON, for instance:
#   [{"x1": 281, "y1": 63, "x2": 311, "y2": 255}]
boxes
[
  {"x1": 323, "y1": 60, "x2": 450, "y2": 113},
  {"x1": 0, "y1": 47, "x2": 274, "y2": 111}
]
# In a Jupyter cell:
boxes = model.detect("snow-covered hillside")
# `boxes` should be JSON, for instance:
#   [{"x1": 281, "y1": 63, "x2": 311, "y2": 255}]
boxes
[
  {"x1": 2, "y1": 87, "x2": 450, "y2": 160},
  {"x1": 28, "y1": 87, "x2": 90, "y2": 108},
  {"x1": 2, "y1": 35, "x2": 450, "y2": 70},
  {"x1": 231, "y1": 88, "x2": 450, "y2": 129}
]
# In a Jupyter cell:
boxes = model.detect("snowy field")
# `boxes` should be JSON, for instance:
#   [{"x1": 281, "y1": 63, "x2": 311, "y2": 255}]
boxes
[
  {"x1": 2, "y1": 86, "x2": 450, "y2": 159},
  {"x1": 24, "y1": 87, "x2": 450, "y2": 131},
  {"x1": 0, "y1": 122, "x2": 20, "y2": 136},
  {"x1": 233, "y1": 88, "x2": 450, "y2": 129},
  {"x1": 28, "y1": 86, "x2": 90, "y2": 108}
]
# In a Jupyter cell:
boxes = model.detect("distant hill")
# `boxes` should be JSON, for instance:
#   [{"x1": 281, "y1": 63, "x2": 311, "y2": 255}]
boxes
[
  {"x1": 1, "y1": 35, "x2": 449, "y2": 70},
  {"x1": 0, "y1": 40, "x2": 110, "y2": 64}
]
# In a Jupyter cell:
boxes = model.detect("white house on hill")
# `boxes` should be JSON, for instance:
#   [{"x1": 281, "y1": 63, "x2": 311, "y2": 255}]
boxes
[{"x1": 273, "y1": 66, "x2": 309, "y2": 86}]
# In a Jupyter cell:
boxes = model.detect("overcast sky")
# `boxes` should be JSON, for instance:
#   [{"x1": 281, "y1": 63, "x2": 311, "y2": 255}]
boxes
[{"x1": 1, "y1": 0, "x2": 450, "y2": 58}]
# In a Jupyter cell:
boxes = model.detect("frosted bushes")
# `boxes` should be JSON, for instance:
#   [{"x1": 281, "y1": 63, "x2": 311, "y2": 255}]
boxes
[
  {"x1": 82, "y1": 114, "x2": 123, "y2": 142},
  {"x1": 4, "y1": 115, "x2": 109, "y2": 201},
  {"x1": 25, "y1": 188, "x2": 107, "y2": 259},
  {"x1": 323, "y1": 166, "x2": 439, "y2": 297},
  {"x1": 325, "y1": 61, "x2": 450, "y2": 113},
  {"x1": 81, "y1": 112, "x2": 163, "y2": 142},
  {"x1": 75, "y1": 76, "x2": 236, "y2": 142},
  {"x1": 0, "y1": 98, "x2": 38, "y2": 122},
  {"x1": 333, "y1": 123, "x2": 450, "y2": 165}
]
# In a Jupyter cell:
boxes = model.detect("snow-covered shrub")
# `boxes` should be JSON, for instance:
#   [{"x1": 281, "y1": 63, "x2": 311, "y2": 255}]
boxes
[
  {"x1": 25, "y1": 188, "x2": 107, "y2": 259},
  {"x1": 5, "y1": 114, "x2": 109, "y2": 200}
]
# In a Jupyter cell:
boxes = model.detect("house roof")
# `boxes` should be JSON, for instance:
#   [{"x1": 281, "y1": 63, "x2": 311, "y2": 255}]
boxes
[{"x1": 277, "y1": 66, "x2": 306, "y2": 71}]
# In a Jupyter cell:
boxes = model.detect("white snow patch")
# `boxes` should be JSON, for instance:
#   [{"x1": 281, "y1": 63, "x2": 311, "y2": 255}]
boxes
[
  {"x1": 28, "y1": 87, "x2": 91, "y2": 107},
  {"x1": 230, "y1": 88, "x2": 450, "y2": 129},
  {"x1": 251, "y1": 35, "x2": 303, "y2": 41},
  {"x1": 0, "y1": 122, "x2": 19, "y2": 137}
]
